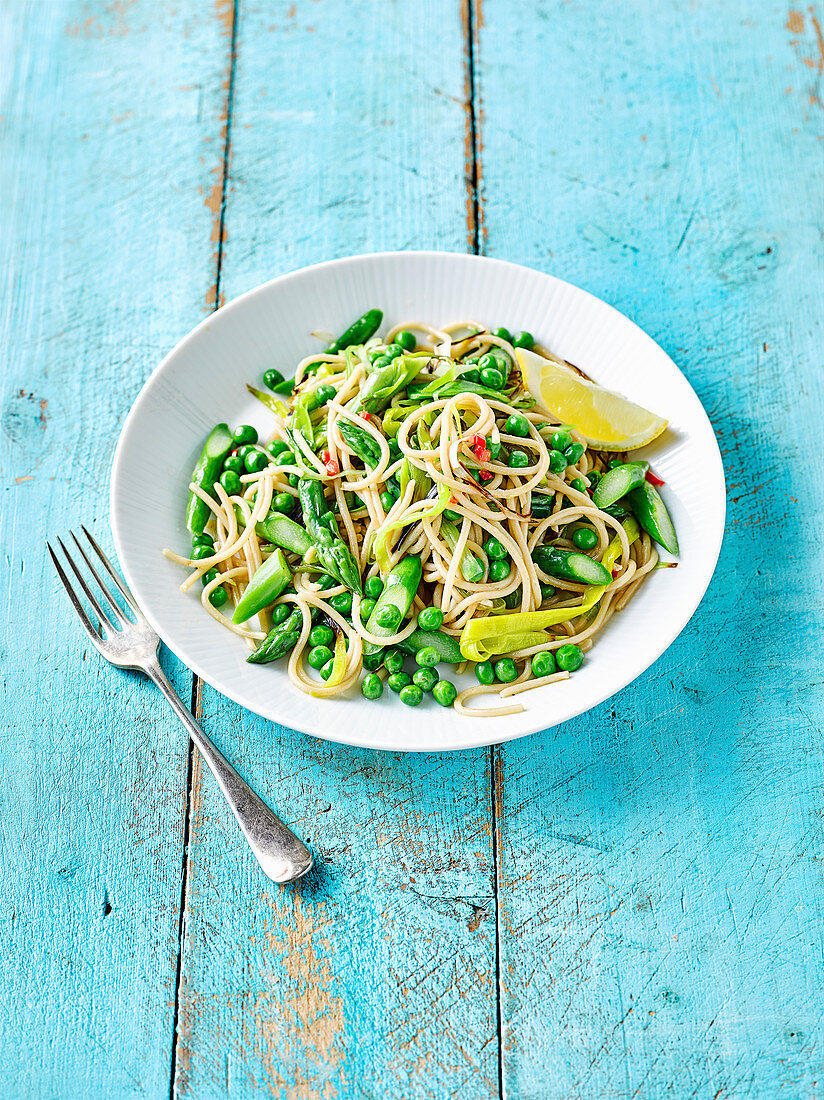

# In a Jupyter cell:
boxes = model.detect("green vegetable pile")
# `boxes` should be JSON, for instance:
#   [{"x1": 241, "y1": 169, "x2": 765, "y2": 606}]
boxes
[{"x1": 173, "y1": 310, "x2": 680, "y2": 714}]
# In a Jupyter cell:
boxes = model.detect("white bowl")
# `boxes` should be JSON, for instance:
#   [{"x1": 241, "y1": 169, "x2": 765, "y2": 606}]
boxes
[{"x1": 110, "y1": 252, "x2": 725, "y2": 753}]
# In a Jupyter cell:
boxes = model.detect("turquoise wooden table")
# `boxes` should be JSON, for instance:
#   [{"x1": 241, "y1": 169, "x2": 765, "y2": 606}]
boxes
[{"x1": 3, "y1": 1, "x2": 823, "y2": 1096}]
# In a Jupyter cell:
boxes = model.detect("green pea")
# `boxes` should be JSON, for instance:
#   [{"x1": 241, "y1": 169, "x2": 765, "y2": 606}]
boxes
[
  {"x1": 462, "y1": 368, "x2": 481, "y2": 384},
  {"x1": 270, "y1": 492, "x2": 295, "y2": 515},
  {"x1": 208, "y1": 585, "x2": 228, "y2": 608},
  {"x1": 492, "y1": 326, "x2": 513, "y2": 343},
  {"x1": 191, "y1": 545, "x2": 213, "y2": 562},
  {"x1": 329, "y1": 592, "x2": 352, "y2": 616},
  {"x1": 201, "y1": 567, "x2": 219, "y2": 587},
  {"x1": 271, "y1": 603, "x2": 292, "y2": 626},
  {"x1": 479, "y1": 366, "x2": 505, "y2": 390},
  {"x1": 564, "y1": 442, "x2": 585, "y2": 465},
  {"x1": 232, "y1": 424, "x2": 257, "y2": 447},
  {"x1": 360, "y1": 597, "x2": 377, "y2": 621},
  {"x1": 540, "y1": 582, "x2": 556, "y2": 602},
  {"x1": 372, "y1": 355, "x2": 391, "y2": 370},
  {"x1": 364, "y1": 575, "x2": 384, "y2": 599},
  {"x1": 504, "y1": 413, "x2": 531, "y2": 438},
  {"x1": 320, "y1": 659, "x2": 335, "y2": 681},
  {"x1": 494, "y1": 658, "x2": 518, "y2": 683},
  {"x1": 362, "y1": 673, "x2": 384, "y2": 700},
  {"x1": 417, "y1": 607, "x2": 444, "y2": 630},
  {"x1": 432, "y1": 679, "x2": 457, "y2": 707},
  {"x1": 489, "y1": 560, "x2": 510, "y2": 582},
  {"x1": 263, "y1": 369, "x2": 284, "y2": 390},
  {"x1": 556, "y1": 643, "x2": 584, "y2": 671},
  {"x1": 413, "y1": 667, "x2": 439, "y2": 693},
  {"x1": 609, "y1": 458, "x2": 624, "y2": 469},
  {"x1": 223, "y1": 454, "x2": 244, "y2": 475},
  {"x1": 218, "y1": 468, "x2": 240, "y2": 495},
  {"x1": 587, "y1": 470, "x2": 601, "y2": 490},
  {"x1": 315, "y1": 384, "x2": 337, "y2": 405},
  {"x1": 267, "y1": 439, "x2": 288, "y2": 457},
  {"x1": 475, "y1": 661, "x2": 495, "y2": 685},
  {"x1": 384, "y1": 343, "x2": 403, "y2": 360},
  {"x1": 532, "y1": 651, "x2": 557, "y2": 677},
  {"x1": 380, "y1": 491, "x2": 396, "y2": 512},
  {"x1": 383, "y1": 649, "x2": 405, "y2": 675},
  {"x1": 274, "y1": 450, "x2": 295, "y2": 467},
  {"x1": 192, "y1": 533, "x2": 214, "y2": 550},
  {"x1": 508, "y1": 450, "x2": 529, "y2": 469},
  {"x1": 396, "y1": 330, "x2": 417, "y2": 351},
  {"x1": 235, "y1": 444, "x2": 255, "y2": 460},
  {"x1": 442, "y1": 508, "x2": 462, "y2": 523},
  {"x1": 551, "y1": 431, "x2": 572, "y2": 453},
  {"x1": 376, "y1": 605, "x2": 401, "y2": 630},
  {"x1": 388, "y1": 671, "x2": 412, "y2": 693},
  {"x1": 483, "y1": 537, "x2": 507, "y2": 560},
  {"x1": 399, "y1": 683, "x2": 424, "y2": 707},
  {"x1": 288, "y1": 473, "x2": 300, "y2": 487},
  {"x1": 573, "y1": 527, "x2": 598, "y2": 551},
  {"x1": 309, "y1": 624, "x2": 334, "y2": 648},
  {"x1": 308, "y1": 644, "x2": 334, "y2": 669},
  {"x1": 513, "y1": 331, "x2": 534, "y2": 349},
  {"x1": 363, "y1": 650, "x2": 385, "y2": 671},
  {"x1": 548, "y1": 449, "x2": 567, "y2": 474},
  {"x1": 415, "y1": 646, "x2": 439, "y2": 668},
  {"x1": 368, "y1": 347, "x2": 385, "y2": 363},
  {"x1": 570, "y1": 477, "x2": 587, "y2": 492},
  {"x1": 245, "y1": 449, "x2": 269, "y2": 474}
]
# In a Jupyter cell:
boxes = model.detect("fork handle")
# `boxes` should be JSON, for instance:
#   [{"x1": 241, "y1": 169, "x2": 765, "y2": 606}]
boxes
[{"x1": 145, "y1": 661, "x2": 313, "y2": 884}]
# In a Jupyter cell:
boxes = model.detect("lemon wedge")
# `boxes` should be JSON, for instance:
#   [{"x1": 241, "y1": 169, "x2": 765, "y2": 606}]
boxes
[{"x1": 515, "y1": 348, "x2": 667, "y2": 451}]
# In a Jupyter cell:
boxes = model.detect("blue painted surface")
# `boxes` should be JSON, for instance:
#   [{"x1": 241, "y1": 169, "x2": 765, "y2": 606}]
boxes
[{"x1": 2, "y1": 0, "x2": 823, "y2": 1097}]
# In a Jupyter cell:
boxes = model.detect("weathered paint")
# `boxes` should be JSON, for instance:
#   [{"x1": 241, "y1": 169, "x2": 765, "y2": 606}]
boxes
[
  {"x1": 2, "y1": 0, "x2": 823, "y2": 1097},
  {"x1": 480, "y1": 0, "x2": 824, "y2": 1095},
  {"x1": 172, "y1": 3, "x2": 499, "y2": 1096},
  {"x1": 0, "y1": 1, "x2": 231, "y2": 1095}
]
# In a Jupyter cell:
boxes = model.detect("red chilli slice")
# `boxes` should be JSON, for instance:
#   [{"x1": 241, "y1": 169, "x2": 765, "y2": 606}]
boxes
[
  {"x1": 645, "y1": 469, "x2": 665, "y2": 487},
  {"x1": 479, "y1": 469, "x2": 494, "y2": 481},
  {"x1": 325, "y1": 459, "x2": 340, "y2": 477},
  {"x1": 359, "y1": 411, "x2": 371, "y2": 421}
]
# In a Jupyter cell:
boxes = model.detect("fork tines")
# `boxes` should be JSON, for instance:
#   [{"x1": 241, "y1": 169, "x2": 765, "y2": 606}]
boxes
[{"x1": 47, "y1": 526, "x2": 136, "y2": 637}]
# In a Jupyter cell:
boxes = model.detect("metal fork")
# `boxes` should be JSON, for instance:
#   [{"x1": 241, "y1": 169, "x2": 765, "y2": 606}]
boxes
[{"x1": 47, "y1": 526, "x2": 313, "y2": 884}]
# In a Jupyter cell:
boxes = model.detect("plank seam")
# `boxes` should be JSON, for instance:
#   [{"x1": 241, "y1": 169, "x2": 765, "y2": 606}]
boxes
[
  {"x1": 169, "y1": 2, "x2": 239, "y2": 1095},
  {"x1": 463, "y1": 0, "x2": 483, "y2": 255},
  {"x1": 490, "y1": 744, "x2": 505, "y2": 1100}
]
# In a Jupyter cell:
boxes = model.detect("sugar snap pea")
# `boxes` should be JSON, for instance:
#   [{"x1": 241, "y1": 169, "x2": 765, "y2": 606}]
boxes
[
  {"x1": 325, "y1": 309, "x2": 383, "y2": 354},
  {"x1": 627, "y1": 480, "x2": 679, "y2": 555},
  {"x1": 592, "y1": 462, "x2": 648, "y2": 509},
  {"x1": 532, "y1": 545, "x2": 612, "y2": 585},
  {"x1": 232, "y1": 549, "x2": 291, "y2": 624},
  {"x1": 256, "y1": 512, "x2": 312, "y2": 556},
  {"x1": 395, "y1": 628, "x2": 463, "y2": 664},
  {"x1": 186, "y1": 423, "x2": 234, "y2": 535},
  {"x1": 363, "y1": 556, "x2": 422, "y2": 656}
]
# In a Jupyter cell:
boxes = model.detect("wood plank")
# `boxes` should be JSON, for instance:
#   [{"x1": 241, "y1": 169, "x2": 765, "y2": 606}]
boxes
[
  {"x1": 169, "y1": 2, "x2": 501, "y2": 1096},
  {"x1": 0, "y1": 2, "x2": 232, "y2": 1094},
  {"x1": 478, "y1": 0, "x2": 824, "y2": 1095}
]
